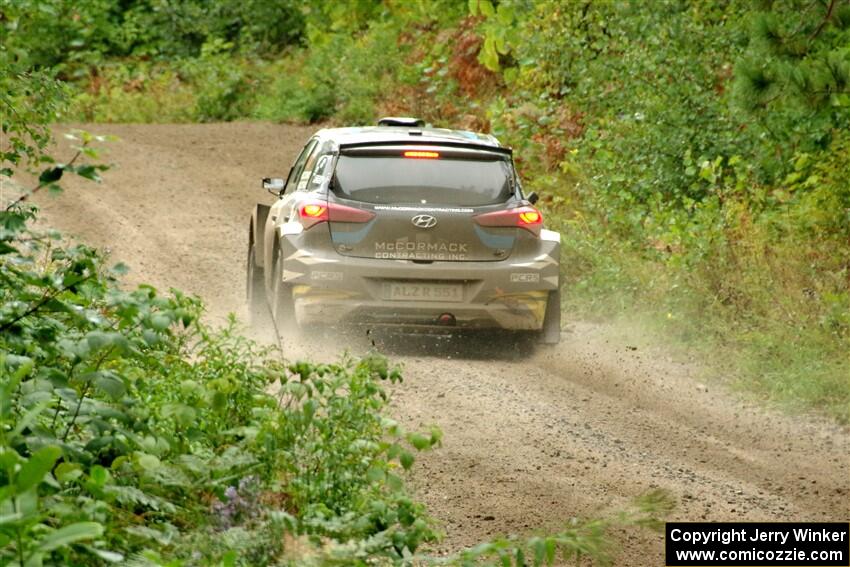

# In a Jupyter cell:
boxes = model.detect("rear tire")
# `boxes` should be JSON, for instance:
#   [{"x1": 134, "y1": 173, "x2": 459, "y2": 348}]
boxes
[
  {"x1": 540, "y1": 288, "x2": 561, "y2": 345},
  {"x1": 247, "y1": 239, "x2": 272, "y2": 328}
]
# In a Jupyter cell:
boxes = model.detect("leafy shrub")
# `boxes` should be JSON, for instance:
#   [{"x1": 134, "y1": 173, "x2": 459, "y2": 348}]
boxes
[
  {"x1": 0, "y1": 65, "x2": 70, "y2": 180},
  {"x1": 0, "y1": 203, "x2": 442, "y2": 563},
  {"x1": 70, "y1": 64, "x2": 197, "y2": 123},
  {"x1": 0, "y1": 0, "x2": 306, "y2": 72},
  {"x1": 254, "y1": 21, "x2": 403, "y2": 124},
  {"x1": 181, "y1": 39, "x2": 261, "y2": 123},
  {"x1": 253, "y1": 54, "x2": 339, "y2": 123},
  {"x1": 68, "y1": 50, "x2": 266, "y2": 123}
]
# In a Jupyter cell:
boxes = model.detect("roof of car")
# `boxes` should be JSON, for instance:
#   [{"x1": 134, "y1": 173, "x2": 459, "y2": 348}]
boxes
[{"x1": 313, "y1": 125, "x2": 507, "y2": 152}]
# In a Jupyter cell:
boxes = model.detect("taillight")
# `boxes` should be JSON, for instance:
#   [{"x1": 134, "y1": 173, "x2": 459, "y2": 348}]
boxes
[
  {"x1": 297, "y1": 201, "x2": 375, "y2": 229},
  {"x1": 298, "y1": 203, "x2": 328, "y2": 229},
  {"x1": 403, "y1": 150, "x2": 440, "y2": 159},
  {"x1": 518, "y1": 210, "x2": 541, "y2": 224},
  {"x1": 473, "y1": 206, "x2": 543, "y2": 236}
]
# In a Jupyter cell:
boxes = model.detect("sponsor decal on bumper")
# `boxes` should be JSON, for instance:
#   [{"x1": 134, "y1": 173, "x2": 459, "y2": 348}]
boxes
[
  {"x1": 510, "y1": 272, "x2": 540, "y2": 283},
  {"x1": 311, "y1": 271, "x2": 344, "y2": 281}
]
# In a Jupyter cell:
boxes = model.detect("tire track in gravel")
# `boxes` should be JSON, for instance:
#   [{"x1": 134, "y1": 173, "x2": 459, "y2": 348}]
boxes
[{"x1": 34, "y1": 124, "x2": 849, "y2": 566}]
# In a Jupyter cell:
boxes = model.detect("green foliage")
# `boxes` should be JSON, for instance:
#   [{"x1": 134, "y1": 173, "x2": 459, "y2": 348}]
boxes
[
  {"x1": 254, "y1": 53, "x2": 341, "y2": 124},
  {"x1": 181, "y1": 40, "x2": 261, "y2": 122},
  {"x1": 455, "y1": 0, "x2": 849, "y2": 421},
  {"x1": 733, "y1": 0, "x2": 850, "y2": 171},
  {"x1": 469, "y1": 0, "x2": 518, "y2": 72},
  {"x1": 0, "y1": 65, "x2": 68, "y2": 180},
  {"x1": 254, "y1": 22, "x2": 403, "y2": 125},
  {"x1": 0, "y1": 0, "x2": 306, "y2": 72},
  {"x1": 0, "y1": 202, "x2": 442, "y2": 562},
  {"x1": 253, "y1": 1, "x2": 468, "y2": 124},
  {"x1": 37, "y1": 0, "x2": 470, "y2": 124},
  {"x1": 69, "y1": 63, "x2": 197, "y2": 123},
  {"x1": 1, "y1": 0, "x2": 305, "y2": 123}
]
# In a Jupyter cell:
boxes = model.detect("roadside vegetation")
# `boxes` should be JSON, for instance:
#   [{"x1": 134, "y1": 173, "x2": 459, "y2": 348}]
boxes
[{"x1": 4, "y1": 0, "x2": 845, "y2": 421}]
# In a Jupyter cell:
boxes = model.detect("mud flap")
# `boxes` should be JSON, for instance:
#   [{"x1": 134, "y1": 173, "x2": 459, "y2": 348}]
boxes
[
  {"x1": 247, "y1": 245, "x2": 272, "y2": 328},
  {"x1": 541, "y1": 288, "x2": 561, "y2": 344},
  {"x1": 271, "y1": 248, "x2": 297, "y2": 339},
  {"x1": 251, "y1": 203, "x2": 271, "y2": 268},
  {"x1": 247, "y1": 204, "x2": 272, "y2": 328}
]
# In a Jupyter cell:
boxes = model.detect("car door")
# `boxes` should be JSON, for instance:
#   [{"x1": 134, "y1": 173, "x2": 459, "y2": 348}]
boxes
[{"x1": 264, "y1": 139, "x2": 319, "y2": 290}]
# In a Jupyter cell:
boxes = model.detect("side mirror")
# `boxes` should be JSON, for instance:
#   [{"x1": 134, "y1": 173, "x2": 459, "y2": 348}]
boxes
[
  {"x1": 263, "y1": 177, "x2": 285, "y2": 196},
  {"x1": 527, "y1": 191, "x2": 539, "y2": 205}
]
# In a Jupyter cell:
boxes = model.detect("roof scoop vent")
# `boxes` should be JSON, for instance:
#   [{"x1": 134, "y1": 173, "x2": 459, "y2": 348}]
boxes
[{"x1": 377, "y1": 116, "x2": 425, "y2": 127}]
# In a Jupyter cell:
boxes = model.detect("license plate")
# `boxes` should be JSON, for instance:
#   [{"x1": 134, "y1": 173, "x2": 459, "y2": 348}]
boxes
[{"x1": 383, "y1": 282, "x2": 463, "y2": 302}]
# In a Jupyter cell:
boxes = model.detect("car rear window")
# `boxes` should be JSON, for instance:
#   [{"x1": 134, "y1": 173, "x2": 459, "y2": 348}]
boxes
[{"x1": 332, "y1": 155, "x2": 512, "y2": 206}]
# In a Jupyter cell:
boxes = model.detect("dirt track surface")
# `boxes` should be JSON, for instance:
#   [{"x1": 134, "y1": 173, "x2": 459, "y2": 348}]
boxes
[{"x1": 35, "y1": 124, "x2": 848, "y2": 565}]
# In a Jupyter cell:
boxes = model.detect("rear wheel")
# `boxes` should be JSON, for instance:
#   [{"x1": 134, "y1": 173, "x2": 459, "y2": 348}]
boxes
[
  {"x1": 247, "y1": 239, "x2": 271, "y2": 328},
  {"x1": 540, "y1": 288, "x2": 561, "y2": 345}
]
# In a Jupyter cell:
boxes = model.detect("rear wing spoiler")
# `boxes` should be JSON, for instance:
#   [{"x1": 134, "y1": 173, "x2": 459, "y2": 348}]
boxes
[{"x1": 338, "y1": 140, "x2": 512, "y2": 156}]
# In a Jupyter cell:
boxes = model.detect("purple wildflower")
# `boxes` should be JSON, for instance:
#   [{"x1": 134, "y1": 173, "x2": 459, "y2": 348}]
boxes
[{"x1": 211, "y1": 476, "x2": 261, "y2": 529}]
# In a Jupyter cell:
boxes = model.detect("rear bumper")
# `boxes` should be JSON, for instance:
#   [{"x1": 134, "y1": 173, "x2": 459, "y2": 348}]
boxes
[
  {"x1": 278, "y1": 226, "x2": 560, "y2": 331},
  {"x1": 294, "y1": 290, "x2": 551, "y2": 330}
]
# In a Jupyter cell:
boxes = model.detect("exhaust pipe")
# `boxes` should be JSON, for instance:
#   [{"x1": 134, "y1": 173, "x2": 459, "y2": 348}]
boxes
[{"x1": 437, "y1": 313, "x2": 456, "y2": 326}]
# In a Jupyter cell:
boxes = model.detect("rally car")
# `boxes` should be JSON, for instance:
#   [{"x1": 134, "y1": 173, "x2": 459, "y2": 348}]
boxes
[{"x1": 247, "y1": 117, "x2": 561, "y2": 344}]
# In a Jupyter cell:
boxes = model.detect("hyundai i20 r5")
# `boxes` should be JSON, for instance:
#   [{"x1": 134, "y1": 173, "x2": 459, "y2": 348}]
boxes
[{"x1": 247, "y1": 117, "x2": 561, "y2": 344}]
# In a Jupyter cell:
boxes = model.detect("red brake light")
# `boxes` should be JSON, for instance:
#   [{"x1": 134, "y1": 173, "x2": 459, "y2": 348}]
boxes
[
  {"x1": 298, "y1": 203, "x2": 328, "y2": 229},
  {"x1": 403, "y1": 150, "x2": 440, "y2": 159},
  {"x1": 302, "y1": 204, "x2": 326, "y2": 218},
  {"x1": 473, "y1": 206, "x2": 543, "y2": 235},
  {"x1": 297, "y1": 201, "x2": 375, "y2": 229},
  {"x1": 518, "y1": 210, "x2": 541, "y2": 225}
]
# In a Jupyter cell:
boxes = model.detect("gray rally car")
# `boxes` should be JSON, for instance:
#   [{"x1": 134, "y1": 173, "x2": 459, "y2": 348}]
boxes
[{"x1": 247, "y1": 117, "x2": 561, "y2": 344}]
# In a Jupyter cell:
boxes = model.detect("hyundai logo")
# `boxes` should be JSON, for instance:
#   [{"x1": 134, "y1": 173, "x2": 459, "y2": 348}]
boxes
[{"x1": 411, "y1": 214, "x2": 437, "y2": 229}]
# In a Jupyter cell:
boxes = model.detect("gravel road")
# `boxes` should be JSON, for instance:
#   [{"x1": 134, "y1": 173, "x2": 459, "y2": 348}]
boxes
[{"x1": 33, "y1": 123, "x2": 848, "y2": 565}]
